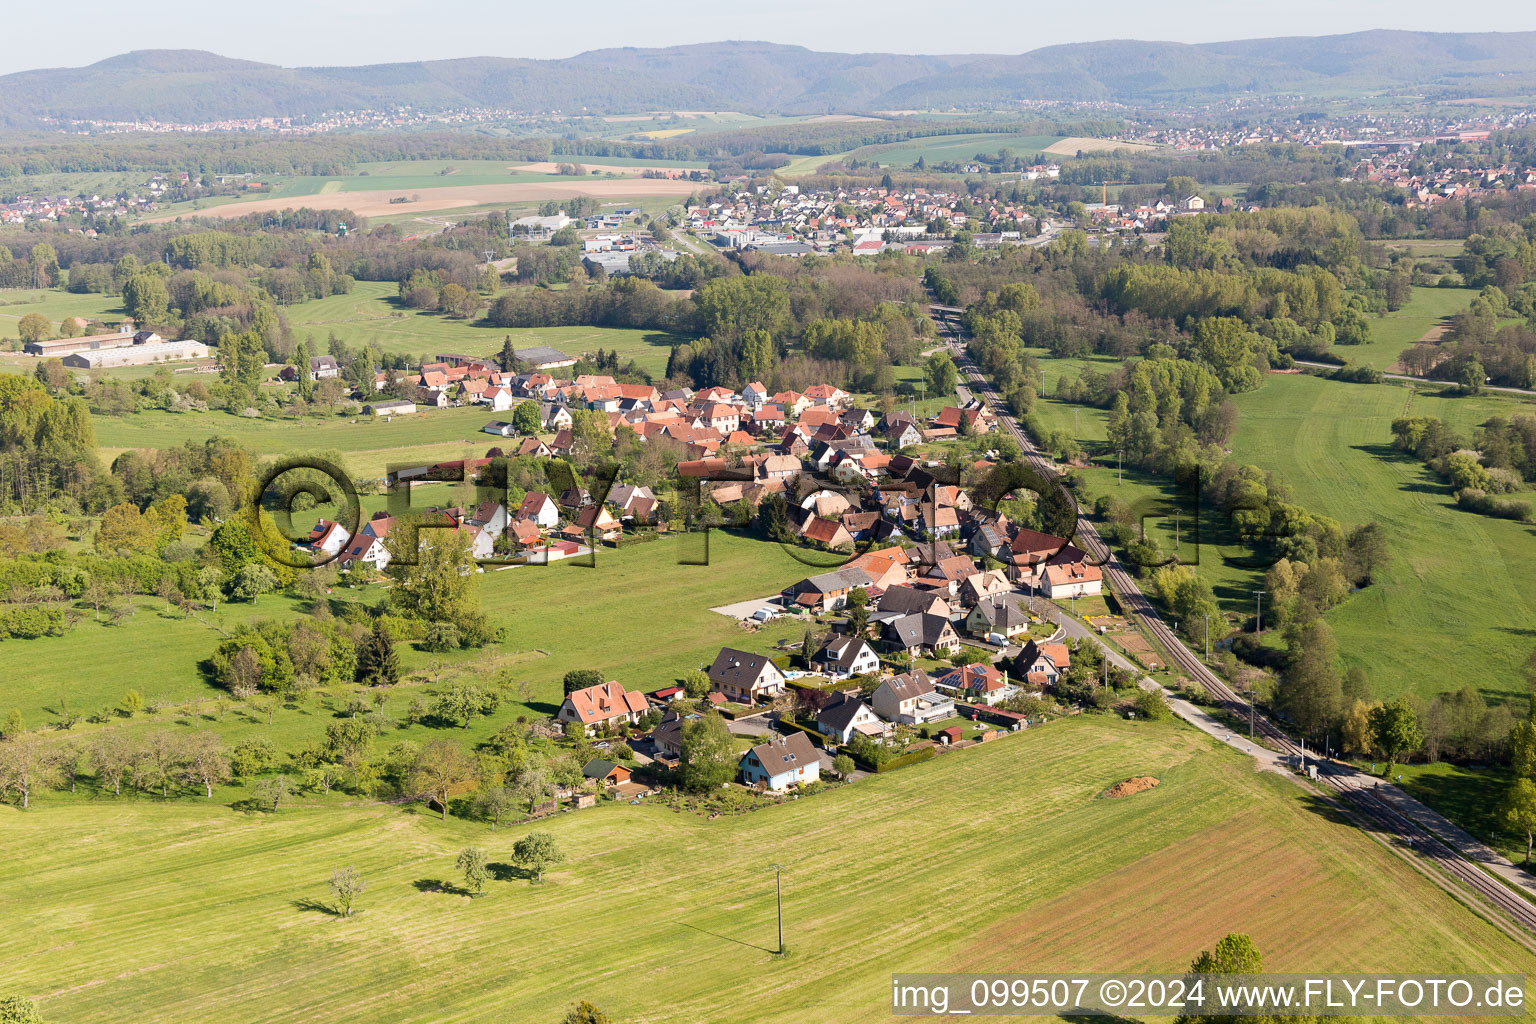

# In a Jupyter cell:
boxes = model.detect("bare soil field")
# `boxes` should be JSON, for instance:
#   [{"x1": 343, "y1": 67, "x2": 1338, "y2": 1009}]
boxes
[
  {"x1": 1045, "y1": 136, "x2": 1157, "y2": 155},
  {"x1": 144, "y1": 178, "x2": 701, "y2": 222}
]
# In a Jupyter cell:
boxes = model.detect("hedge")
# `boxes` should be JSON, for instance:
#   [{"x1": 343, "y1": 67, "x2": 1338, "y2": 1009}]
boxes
[
  {"x1": 775, "y1": 718, "x2": 831, "y2": 744},
  {"x1": 872, "y1": 747, "x2": 937, "y2": 773}
]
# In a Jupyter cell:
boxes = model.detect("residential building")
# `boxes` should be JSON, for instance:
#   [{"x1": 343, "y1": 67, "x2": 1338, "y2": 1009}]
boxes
[
  {"x1": 816, "y1": 692, "x2": 887, "y2": 744},
  {"x1": 740, "y1": 732, "x2": 822, "y2": 791},
  {"x1": 880, "y1": 613, "x2": 961, "y2": 657},
  {"x1": 810, "y1": 635, "x2": 881, "y2": 678},
  {"x1": 556, "y1": 680, "x2": 649, "y2": 735},
  {"x1": 706, "y1": 648, "x2": 788, "y2": 704},
  {"x1": 871, "y1": 671, "x2": 954, "y2": 725}
]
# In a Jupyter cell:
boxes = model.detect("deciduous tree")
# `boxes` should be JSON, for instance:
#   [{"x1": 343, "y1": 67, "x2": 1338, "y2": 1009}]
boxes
[{"x1": 512, "y1": 830, "x2": 564, "y2": 883}]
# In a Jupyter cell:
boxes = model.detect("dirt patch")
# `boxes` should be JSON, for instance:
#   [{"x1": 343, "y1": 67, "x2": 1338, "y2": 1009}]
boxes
[
  {"x1": 1417, "y1": 323, "x2": 1450, "y2": 343},
  {"x1": 1045, "y1": 136, "x2": 1156, "y2": 156},
  {"x1": 1117, "y1": 632, "x2": 1153, "y2": 653},
  {"x1": 1102, "y1": 776, "x2": 1160, "y2": 799},
  {"x1": 143, "y1": 178, "x2": 700, "y2": 223}
]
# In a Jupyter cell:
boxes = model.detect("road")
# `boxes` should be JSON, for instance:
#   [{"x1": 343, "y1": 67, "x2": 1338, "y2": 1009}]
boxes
[
  {"x1": 940, "y1": 328, "x2": 1536, "y2": 935},
  {"x1": 1292, "y1": 359, "x2": 1536, "y2": 397}
]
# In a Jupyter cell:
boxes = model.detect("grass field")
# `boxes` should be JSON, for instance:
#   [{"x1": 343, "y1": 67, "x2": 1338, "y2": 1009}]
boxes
[
  {"x1": 92, "y1": 404, "x2": 499, "y2": 478},
  {"x1": 285, "y1": 281, "x2": 685, "y2": 377},
  {"x1": 1340, "y1": 285, "x2": 1477, "y2": 371},
  {"x1": 3, "y1": 716, "x2": 1530, "y2": 1024},
  {"x1": 1031, "y1": 359, "x2": 1536, "y2": 703},
  {"x1": 3, "y1": 532, "x2": 815, "y2": 750}
]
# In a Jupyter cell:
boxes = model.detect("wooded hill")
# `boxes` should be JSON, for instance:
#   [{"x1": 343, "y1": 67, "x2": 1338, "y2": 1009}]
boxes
[{"x1": 4, "y1": 31, "x2": 1536, "y2": 126}]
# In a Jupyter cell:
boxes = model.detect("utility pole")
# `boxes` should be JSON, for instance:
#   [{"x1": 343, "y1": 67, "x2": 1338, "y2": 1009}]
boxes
[
  {"x1": 1253, "y1": 590, "x2": 1265, "y2": 634},
  {"x1": 1174, "y1": 510, "x2": 1181, "y2": 552},
  {"x1": 769, "y1": 863, "x2": 784, "y2": 955},
  {"x1": 1203, "y1": 613, "x2": 1210, "y2": 662},
  {"x1": 1117, "y1": 450, "x2": 1123, "y2": 485}
]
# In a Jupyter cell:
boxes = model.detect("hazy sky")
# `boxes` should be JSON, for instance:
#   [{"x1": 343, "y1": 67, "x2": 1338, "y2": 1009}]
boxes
[{"x1": 4, "y1": 0, "x2": 1536, "y2": 75}]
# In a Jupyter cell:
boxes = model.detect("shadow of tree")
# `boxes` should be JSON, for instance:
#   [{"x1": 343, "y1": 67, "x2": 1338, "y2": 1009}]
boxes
[
  {"x1": 487, "y1": 862, "x2": 531, "y2": 883},
  {"x1": 291, "y1": 897, "x2": 340, "y2": 916},
  {"x1": 412, "y1": 877, "x2": 471, "y2": 896}
]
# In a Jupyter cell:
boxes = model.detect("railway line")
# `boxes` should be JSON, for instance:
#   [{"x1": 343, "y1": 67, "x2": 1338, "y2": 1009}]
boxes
[{"x1": 939, "y1": 330, "x2": 1536, "y2": 936}]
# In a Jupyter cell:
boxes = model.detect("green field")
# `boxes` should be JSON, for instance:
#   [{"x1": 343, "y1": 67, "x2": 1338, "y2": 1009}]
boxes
[
  {"x1": 94, "y1": 404, "x2": 503, "y2": 478},
  {"x1": 1338, "y1": 285, "x2": 1476, "y2": 371},
  {"x1": 0, "y1": 281, "x2": 689, "y2": 383},
  {"x1": 3, "y1": 715, "x2": 1531, "y2": 1024},
  {"x1": 285, "y1": 282, "x2": 685, "y2": 377},
  {"x1": 3, "y1": 531, "x2": 813, "y2": 745},
  {"x1": 1031, "y1": 358, "x2": 1536, "y2": 703}
]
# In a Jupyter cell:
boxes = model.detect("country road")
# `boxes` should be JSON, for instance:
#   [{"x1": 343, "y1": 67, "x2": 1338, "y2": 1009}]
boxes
[
  {"x1": 1292, "y1": 359, "x2": 1536, "y2": 397},
  {"x1": 935, "y1": 318, "x2": 1536, "y2": 937}
]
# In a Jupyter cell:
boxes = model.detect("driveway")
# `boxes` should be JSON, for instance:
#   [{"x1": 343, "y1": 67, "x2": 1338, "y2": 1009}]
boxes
[{"x1": 710, "y1": 595, "x2": 786, "y2": 620}]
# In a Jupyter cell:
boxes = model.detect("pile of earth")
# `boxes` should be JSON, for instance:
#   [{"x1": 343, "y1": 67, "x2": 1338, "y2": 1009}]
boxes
[{"x1": 1101, "y1": 776, "x2": 1159, "y2": 799}]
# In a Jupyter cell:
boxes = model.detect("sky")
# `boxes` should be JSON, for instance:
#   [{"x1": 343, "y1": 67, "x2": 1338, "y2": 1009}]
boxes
[{"x1": 4, "y1": 0, "x2": 1536, "y2": 75}]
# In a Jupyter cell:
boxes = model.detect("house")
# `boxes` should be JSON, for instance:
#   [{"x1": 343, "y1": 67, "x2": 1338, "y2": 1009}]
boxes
[
  {"x1": 465, "y1": 500, "x2": 509, "y2": 537},
  {"x1": 880, "y1": 414, "x2": 923, "y2": 450},
  {"x1": 843, "y1": 547, "x2": 912, "y2": 590},
  {"x1": 871, "y1": 670, "x2": 955, "y2": 725},
  {"x1": 482, "y1": 420, "x2": 515, "y2": 437},
  {"x1": 517, "y1": 492, "x2": 560, "y2": 529},
  {"x1": 1041, "y1": 561, "x2": 1104, "y2": 599},
  {"x1": 804, "y1": 384, "x2": 849, "y2": 409},
  {"x1": 935, "y1": 663, "x2": 1012, "y2": 705},
  {"x1": 740, "y1": 732, "x2": 822, "y2": 791},
  {"x1": 741, "y1": 381, "x2": 769, "y2": 407},
  {"x1": 339, "y1": 516, "x2": 394, "y2": 570},
  {"x1": 306, "y1": 519, "x2": 351, "y2": 558},
  {"x1": 481, "y1": 386, "x2": 514, "y2": 411},
  {"x1": 651, "y1": 710, "x2": 689, "y2": 759},
  {"x1": 541, "y1": 403, "x2": 574, "y2": 430},
  {"x1": 508, "y1": 518, "x2": 544, "y2": 549},
  {"x1": 781, "y1": 567, "x2": 874, "y2": 612},
  {"x1": 582, "y1": 758, "x2": 633, "y2": 787},
  {"x1": 1015, "y1": 639, "x2": 1071, "y2": 686},
  {"x1": 965, "y1": 594, "x2": 1030, "y2": 639},
  {"x1": 571, "y1": 503, "x2": 622, "y2": 542},
  {"x1": 810, "y1": 635, "x2": 881, "y2": 679},
  {"x1": 706, "y1": 648, "x2": 788, "y2": 704},
  {"x1": 957, "y1": 570, "x2": 1012, "y2": 608},
  {"x1": 556, "y1": 680, "x2": 650, "y2": 735},
  {"x1": 876, "y1": 586, "x2": 951, "y2": 619},
  {"x1": 881, "y1": 613, "x2": 962, "y2": 657},
  {"x1": 514, "y1": 437, "x2": 553, "y2": 458},
  {"x1": 308, "y1": 354, "x2": 340, "y2": 380},
  {"x1": 816, "y1": 691, "x2": 887, "y2": 743}
]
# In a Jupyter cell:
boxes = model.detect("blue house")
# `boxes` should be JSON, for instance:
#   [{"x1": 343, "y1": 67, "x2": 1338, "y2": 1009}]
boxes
[{"x1": 740, "y1": 732, "x2": 822, "y2": 792}]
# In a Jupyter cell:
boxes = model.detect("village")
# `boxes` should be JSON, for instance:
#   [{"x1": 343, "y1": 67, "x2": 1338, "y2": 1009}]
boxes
[{"x1": 295, "y1": 360, "x2": 1122, "y2": 806}]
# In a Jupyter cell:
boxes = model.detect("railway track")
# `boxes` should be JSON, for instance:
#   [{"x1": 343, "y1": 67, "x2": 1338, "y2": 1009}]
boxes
[{"x1": 942, "y1": 333, "x2": 1536, "y2": 935}]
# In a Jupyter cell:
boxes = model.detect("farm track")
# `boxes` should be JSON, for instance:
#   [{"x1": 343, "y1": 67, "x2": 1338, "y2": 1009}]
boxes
[{"x1": 932, "y1": 308, "x2": 1536, "y2": 937}]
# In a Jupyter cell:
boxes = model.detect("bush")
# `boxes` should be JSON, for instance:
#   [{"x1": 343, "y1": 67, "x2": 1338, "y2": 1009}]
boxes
[
  {"x1": 1134, "y1": 688, "x2": 1173, "y2": 720},
  {"x1": 420, "y1": 621, "x2": 462, "y2": 652},
  {"x1": 1456, "y1": 488, "x2": 1534, "y2": 523}
]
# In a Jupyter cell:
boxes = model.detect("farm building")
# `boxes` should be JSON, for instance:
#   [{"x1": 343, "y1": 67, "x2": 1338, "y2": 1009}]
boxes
[
  {"x1": 512, "y1": 346, "x2": 577, "y2": 371},
  {"x1": 363, "y1": 399, "x2": 417, "y2": 417},
  {"x1": 62, "y1": 338, "x2": 210, "y2": 368}
]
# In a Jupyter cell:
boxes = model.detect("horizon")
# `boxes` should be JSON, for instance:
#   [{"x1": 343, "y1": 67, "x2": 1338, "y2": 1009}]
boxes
[{"x1": 5, "y1": 3, "x2": 1536, "y2": 77}]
